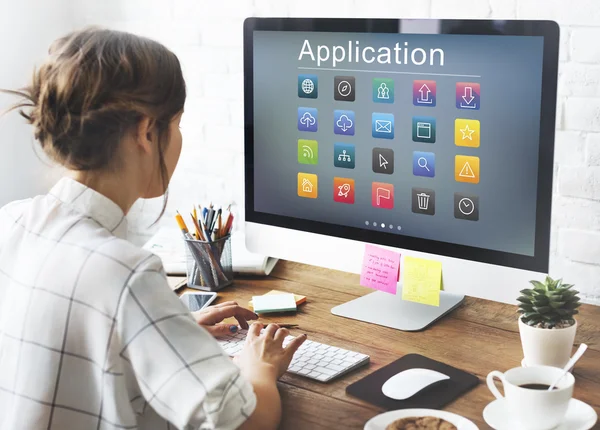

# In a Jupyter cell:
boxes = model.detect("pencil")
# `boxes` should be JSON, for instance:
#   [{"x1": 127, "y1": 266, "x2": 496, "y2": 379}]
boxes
[
  {"x1": 190, "y1": 212, "x2": 205, "y2": 241},
  {"x1": 175, "y1": 211, "x2": 192, "y2": 238}
]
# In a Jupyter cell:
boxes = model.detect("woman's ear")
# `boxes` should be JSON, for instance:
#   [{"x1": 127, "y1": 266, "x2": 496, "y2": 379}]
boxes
[{"x1": 135, "y1": 116, "x2": 156, "y2": 154}]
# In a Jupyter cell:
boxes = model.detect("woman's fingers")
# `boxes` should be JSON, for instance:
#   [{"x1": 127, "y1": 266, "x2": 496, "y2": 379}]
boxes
[
  {"x1": 263, "y1": 323, "x2": 280, "y2": 339},
  {"x1": 284, "y1": 334, "x2": 308, "y2": 359},
  {"x1": 203, "y1": 305, "x2": 258, "y2": 328},
  {"x1": 248, "y1": 322, "x2": 263, "y2": 339},
  {"x1": 274, "y1": 328, "x2": 289, "y2": 345},
  {"x1": 204, "y1": 324, "x2": 239, "y2": 337},
  {"x1": 212, "y1": 301, "x2": 238, "y2": 308}
]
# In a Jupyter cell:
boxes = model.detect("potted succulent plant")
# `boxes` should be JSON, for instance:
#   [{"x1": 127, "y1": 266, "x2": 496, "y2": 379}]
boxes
[{"x1": 517, "y1": 276, "x2": 581, "y2": 368}]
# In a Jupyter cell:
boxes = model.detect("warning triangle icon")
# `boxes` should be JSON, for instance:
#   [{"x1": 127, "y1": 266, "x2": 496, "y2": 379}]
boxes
[{"x1": 459, "y1": 162, "x2": 475, "y2": 178}]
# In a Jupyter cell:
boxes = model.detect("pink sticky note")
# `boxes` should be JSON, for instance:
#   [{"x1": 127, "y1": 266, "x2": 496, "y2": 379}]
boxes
[{"x1": 360, "y1": 244, "x2": 401, "y2": 294}]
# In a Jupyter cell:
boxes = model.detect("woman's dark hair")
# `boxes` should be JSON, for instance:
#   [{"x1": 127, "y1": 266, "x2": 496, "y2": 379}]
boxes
[{"x1": 2, "y1": 26, "x2": 186, "y2": 218}]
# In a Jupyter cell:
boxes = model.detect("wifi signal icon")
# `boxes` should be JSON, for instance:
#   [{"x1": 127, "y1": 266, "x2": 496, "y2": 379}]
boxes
[
  {"x1": 298, "y1": 139, "x2": 318, "y2": 165},
  {"x1": 302, "y1": 145, "x2": 314, "y2": 158}
]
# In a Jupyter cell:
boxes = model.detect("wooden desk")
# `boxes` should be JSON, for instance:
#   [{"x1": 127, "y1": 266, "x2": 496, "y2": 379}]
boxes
[{"x1": 170, "y1": 260, "x2": 600, "y2": 429}]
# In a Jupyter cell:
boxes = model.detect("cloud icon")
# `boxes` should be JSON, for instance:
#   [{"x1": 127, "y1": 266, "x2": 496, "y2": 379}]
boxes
[
  {"x1": 300, "y1": 112, "x2": 316, "y2": 126},
  {"x1": 336, "y1": 114, "x2": 353, "y2": 132}
]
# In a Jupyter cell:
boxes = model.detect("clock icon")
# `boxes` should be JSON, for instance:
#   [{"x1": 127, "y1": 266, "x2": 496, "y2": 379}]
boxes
[
  {"x1": 458, "y1": 197, "x2": 475, "y2": 215},
  {"x1": 454, "y1": 193, "x2": 479, "y2": 221}
]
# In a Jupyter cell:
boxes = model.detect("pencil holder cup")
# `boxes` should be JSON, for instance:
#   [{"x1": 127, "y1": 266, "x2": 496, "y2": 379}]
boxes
[{"x1": 184, "y1": 235, "x2": 233, "y2": 292}]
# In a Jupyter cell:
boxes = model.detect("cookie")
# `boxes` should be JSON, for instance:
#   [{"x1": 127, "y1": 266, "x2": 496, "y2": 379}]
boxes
[{"x1": 385, "y1": 416, "x2": 457, "y2": 430}]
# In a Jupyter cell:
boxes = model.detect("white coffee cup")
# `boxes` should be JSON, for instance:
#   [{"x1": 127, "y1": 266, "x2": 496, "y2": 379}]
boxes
[{"x1": 486, "y1": 365, "x2": 574, "y2": 430}]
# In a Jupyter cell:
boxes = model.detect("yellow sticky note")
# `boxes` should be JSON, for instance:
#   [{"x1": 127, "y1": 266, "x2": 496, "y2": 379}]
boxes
[{"x1": 402, "y1": 256, "x2": 442, "y2": 306}]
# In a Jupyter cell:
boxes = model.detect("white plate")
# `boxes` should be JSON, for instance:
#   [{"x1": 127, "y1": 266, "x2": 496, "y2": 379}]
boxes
[
  {"x1": 483, "y1": 398, "x2": 597, "y2": 430},
  {"x1": 364, "y1": 408, "x2": 479, "y2": 430}
]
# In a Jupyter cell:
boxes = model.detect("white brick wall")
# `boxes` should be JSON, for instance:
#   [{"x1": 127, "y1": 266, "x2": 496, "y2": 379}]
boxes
[{"x1": 72, "y1": 0, "x2": 600, "y2": 304}]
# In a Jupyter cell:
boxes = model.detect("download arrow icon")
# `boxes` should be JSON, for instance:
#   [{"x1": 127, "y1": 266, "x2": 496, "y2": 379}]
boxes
[{"x1": 462, "y1": 86, "x2": 475, "y2": 105}]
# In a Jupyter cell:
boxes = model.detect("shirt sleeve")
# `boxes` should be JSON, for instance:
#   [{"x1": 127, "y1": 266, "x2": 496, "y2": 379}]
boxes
[{"x1": 116, "y1": 255, "x2": 257, "y2": 430}]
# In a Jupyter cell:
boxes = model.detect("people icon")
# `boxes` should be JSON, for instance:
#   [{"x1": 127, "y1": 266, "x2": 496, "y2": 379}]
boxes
[{"x1": 377, "y1": 82, "x2": 390, "y2": 99}]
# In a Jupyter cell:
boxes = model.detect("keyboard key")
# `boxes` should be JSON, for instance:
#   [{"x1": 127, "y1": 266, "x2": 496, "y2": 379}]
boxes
[
  {"x1": 326, "y1": 363, "x2": 345, "y2": 372},
  {"x1": 314, "y1": 366, "x2": 336, "y2": 376}
]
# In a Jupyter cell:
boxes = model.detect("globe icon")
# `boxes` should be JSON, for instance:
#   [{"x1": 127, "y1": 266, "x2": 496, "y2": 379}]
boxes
[{"x1": 302, "y1": 79, "x2": 314, "y2": 94}]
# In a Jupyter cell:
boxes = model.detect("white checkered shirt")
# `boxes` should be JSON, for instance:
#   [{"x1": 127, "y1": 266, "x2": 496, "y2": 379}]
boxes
[{"x1": 0, "y1": 177, "x2": 256, "y2": 430}]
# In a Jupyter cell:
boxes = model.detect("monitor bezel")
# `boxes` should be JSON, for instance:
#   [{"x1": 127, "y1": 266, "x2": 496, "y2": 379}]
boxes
[{"x1": 243, "y1": 18, "x2": 559, "y2": 273}]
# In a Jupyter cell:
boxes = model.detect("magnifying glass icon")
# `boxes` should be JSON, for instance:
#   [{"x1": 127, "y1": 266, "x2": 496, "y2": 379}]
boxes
[{"x1": 418, "y1": 157, "x2": 430, "y2": 172}]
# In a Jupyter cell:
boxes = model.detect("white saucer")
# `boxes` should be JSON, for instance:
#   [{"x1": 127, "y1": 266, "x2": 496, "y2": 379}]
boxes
[
  {"x1": 483, "y1": 398, "x2": 597, "y2": 430},
  {"x1": 364, "y1": 408, "x2": 479, "y2": 430}
]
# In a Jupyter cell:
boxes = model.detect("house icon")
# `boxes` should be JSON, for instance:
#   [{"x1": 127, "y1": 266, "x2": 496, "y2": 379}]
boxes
[{"x1": 302, "y1": 178, "x2": 313, "y2": 192}]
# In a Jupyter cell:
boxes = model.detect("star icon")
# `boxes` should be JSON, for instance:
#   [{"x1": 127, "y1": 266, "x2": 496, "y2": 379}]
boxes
[{"x1": 460, "y1": 124, "x2": 475, "y2": 140}]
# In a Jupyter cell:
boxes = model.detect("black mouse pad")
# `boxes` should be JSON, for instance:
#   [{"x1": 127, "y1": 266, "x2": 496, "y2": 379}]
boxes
[{"x1": 346, "y1": 354, "x2": 479, "y2": 410}]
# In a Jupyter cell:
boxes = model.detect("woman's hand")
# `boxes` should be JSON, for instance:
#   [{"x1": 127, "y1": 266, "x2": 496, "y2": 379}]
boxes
[
  {"x1": 192, "y1": 301, "x2": 258, "y2": 337},
  {"x1": 234, "y1": 322, "x2": 307, "y2": 381}
]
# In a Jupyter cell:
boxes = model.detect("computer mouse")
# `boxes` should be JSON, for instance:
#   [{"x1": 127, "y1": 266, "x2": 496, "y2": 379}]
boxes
[{"x1": 382, "y1": 368, "x2": 450, "y2": 400}]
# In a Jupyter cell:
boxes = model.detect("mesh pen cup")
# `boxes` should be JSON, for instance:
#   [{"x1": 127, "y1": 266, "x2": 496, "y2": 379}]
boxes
[{"x1": 184, "y1": 235, "x2": 233, "y2": 291}]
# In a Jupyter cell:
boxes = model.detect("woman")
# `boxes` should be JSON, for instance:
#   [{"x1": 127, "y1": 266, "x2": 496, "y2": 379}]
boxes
[{"x1": 0, "y1": 27, "x2": 305, "y2": 430}]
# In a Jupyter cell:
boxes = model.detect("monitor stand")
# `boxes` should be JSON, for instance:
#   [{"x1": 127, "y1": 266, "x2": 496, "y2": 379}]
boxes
[{"x1": 331, "y1": 288, "x2": 465, "y2": 332}]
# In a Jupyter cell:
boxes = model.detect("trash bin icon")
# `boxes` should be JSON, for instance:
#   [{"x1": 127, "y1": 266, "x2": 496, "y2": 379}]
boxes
[{"x1": 417, "y1": 192, "x2": 430, "y2": 210}]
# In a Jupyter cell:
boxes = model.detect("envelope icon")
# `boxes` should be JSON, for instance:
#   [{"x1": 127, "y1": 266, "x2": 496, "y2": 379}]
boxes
[{"x1": 375, "y1": 120, "x2": 392, "y2": 133}]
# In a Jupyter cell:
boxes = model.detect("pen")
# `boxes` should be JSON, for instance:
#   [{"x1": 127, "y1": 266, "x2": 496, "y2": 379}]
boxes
[
  {"x1": 257, "y1": 323, "x2": 299, "y2": 329},
  {"x1": 211, "y1": 209, "x2": 221, "y2": 235}
]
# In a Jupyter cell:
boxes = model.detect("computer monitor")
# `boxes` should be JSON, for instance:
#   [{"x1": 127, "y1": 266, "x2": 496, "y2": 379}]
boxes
[{"x1": 243, "y1": 18, "x2": 559, "y2": 331}]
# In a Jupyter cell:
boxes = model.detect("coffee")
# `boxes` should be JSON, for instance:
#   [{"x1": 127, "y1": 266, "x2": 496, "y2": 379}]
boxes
[{"x1": 518, "y1": 383, "x2": 556, "y2": 390}]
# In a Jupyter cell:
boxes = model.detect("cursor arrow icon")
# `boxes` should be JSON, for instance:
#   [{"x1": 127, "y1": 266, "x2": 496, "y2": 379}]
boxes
[{"x1": 379, "y1": 154, "x2": 388, "y2": 169}]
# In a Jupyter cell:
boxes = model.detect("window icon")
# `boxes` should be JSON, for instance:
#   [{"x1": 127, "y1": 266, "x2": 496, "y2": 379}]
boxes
[
  {"x1": 333, "y1": 110, "x2": 355, "y2": 136},
  {"x1": 455, "y1": 155, "x2": 480, "y2": 184},
  {"x1": 412, "y1": 116, "x2": 436, "y2": 143},
  {"x1": 454, "y1": 193, "x2": 479, "y2": 221},
  {"x1": 456, "y1": 82, "x2": 480, "y2": 110},
  {"x1": 412, "y1": 151, "x2": 435, "y2": 178},
  {"x1": 372, "y1": 182, "x2": 394, "y2": 209},
  {"x1": 372, "y1": 78, "x2": 394, "y2": 103},
  {"x1": 334, "y1": 143, "x2": 355, "y2": 169},
  {"x1": 412, "y1": 188, "x2": 435, "y2": 216},
  {"x1": 372, "y1": 147, "x2": 394, "y2": 174},
  {"x1": 298, "y1": 173, "x2": 318, "y2": 198},
  {"x1": 297, "y1": 107, "x2": 318, "y2": 132},
  {"x1": 372, "y1": 113, "x2": 394, "y2": 139},
  {"x1": 298, "y1": 74, "x2": 318, "y2": 99},
  {"x1": 333, "y1": 177, "x2": 355, "y2": 204},
  {"x1": 413, "y1": 80, "x2": 436, "y2": 106},
  {"x1": 455, "y1": 118, "x2": 480, "y2": 147},
  {"x1": 334, "y1": 76, "x2": 355, "y2": 101},
  {"x1": 298, "y1": 139, "x2": 318, "y2": 165}
]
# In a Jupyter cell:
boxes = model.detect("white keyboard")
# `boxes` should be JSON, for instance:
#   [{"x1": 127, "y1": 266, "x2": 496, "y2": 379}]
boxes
[{"x1": 217, "y1": 329, "x2": 370, "y2": 382}]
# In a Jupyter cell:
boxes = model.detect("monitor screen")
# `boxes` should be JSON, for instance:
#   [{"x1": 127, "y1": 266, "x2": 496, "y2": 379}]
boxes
[{"x1": 245, "y1": 19, "x2": 558, "y2": 272}]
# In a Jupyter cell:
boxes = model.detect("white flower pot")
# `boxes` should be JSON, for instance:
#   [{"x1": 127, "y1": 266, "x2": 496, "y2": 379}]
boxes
[{"x1": 518, "y1": 317, "x2": 577, "y2": 368}]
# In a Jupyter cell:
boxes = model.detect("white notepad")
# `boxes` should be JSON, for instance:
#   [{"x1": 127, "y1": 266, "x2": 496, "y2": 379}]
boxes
[{"x1": 251, "y1": 293, "x2": 297, "y2": 314}]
